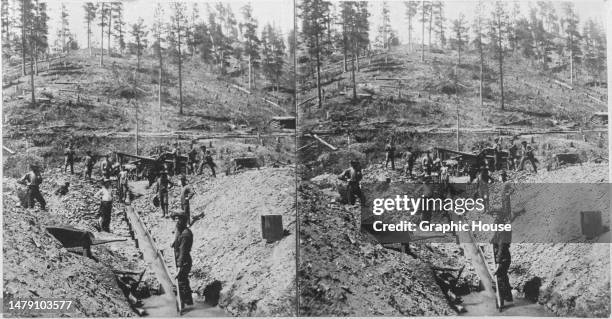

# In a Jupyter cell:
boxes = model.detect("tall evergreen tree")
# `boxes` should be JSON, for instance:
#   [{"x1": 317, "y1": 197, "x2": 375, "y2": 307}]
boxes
[
  {"x1": 450, "y1": 14, "x2": 467, "y2": 65},
  {"x1": 432, "y1": 1, "x2": 445, "y2": 47},
  {"x1": 240, "y1": 3, "x2": 260, "y2": 90},
  {"x1": 404, "y1": 1, "x2": 418, "y2": 51},
  {"x1": 298, "y1": 0, "x2": 331, "y2": 109},
  {"x1": 488, "y1": 1, "x2": 510, "y2": 110},
  {"x1": 129, "y1": 18, "x2": 147, "y2": 72},
  {"x1": 168, "y1": 2, "x2": 187, "y2": 114},
  {"x1": 112, "y1": 2, "x2": 125, "y2": 55},
  {"x1": 561, "y1": 2, "x2": 580, "y2": 84},
  {"x1": 152, "y1": 3, "x2": 165, "y2": 115},
  {"x1": 83, "y1": 2, "x2": 97, "y2": 56}
]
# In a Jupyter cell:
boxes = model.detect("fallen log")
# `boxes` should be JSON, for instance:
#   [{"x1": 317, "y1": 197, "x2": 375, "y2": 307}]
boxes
[
  {"x1": 262, "y1": 98, "x2": 283, "y2": 110},
  {"x1": 586, "y1": 93, "x2": 606, "y2": 105},
  {"x1": 298, "y1": 95, "x2": 317, "y2": 106},
  {"x1": 309, "y1": 134, "x2": 338, "y2": 151},
  {"x1": 231, "y1": 84, "x2": 251, "y2": 94},
  {"x1": 3, "y1": 145, "x2": 16, "y2": 154},
  {"x1": 297, "y1": 141, "x2": 317, "y2": 152},
  {"x1": 553, "y1": 79, "x2": 573, "y2": 90}
]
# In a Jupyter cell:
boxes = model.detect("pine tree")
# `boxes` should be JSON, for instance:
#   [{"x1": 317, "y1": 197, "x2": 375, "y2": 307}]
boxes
[
  {"x1": 581, "y1": 19, "x2": 606, "y2": 83},
  {"x1": 418, "y1": 1, "x2": 430, "y2": 61},
  {"x1": 58, "y1": 3, "x2": 69, "y2": 53},
  {"x1": 561, "y1": 2, "x2": 580, "y2": 84},
  {"x1": 152, "y1": 3, "x2": 165, "y2": 116},
  {"x1": 186, "y1": 3, "x2": 200, "y2": 56},
  {"x1": 450, "y1": 14, "x2": 467, "y2": 65},
  {"x1": 98, "y1": 2, "x2": 106, "y2": 66},
  {"x1": 472, "y1": 0, "x2": 486, "y2": 107},
  {"x1": 432, "y1": 1, "x2": 445, "y2": 48},
  {"x1": 298, "y1": 0, "x2": 331, "y2": 109},
  {"x1": 32, "y1": 0, "x2": 48, "y2": 74},
  {"x1": 404, "y1": 1, "x2": 418, "y2": 51},
  {"x1": 240, "y1": 3, "x2": 260, "y2": 90},
  {"x1": 2, "y1": 0, "x2": 11, "y2": 58},
  {"x1": 112, "y1": 2, "x2": 125, "y2": 55},
  {"x1": 488, "y1": 1, "x2": 510, "y2": 110},
  {"x1": 129, "y1": 17, "x2": 147, "y2": 72},
  {"x1": 83, "y1": 2, "x2": 97, "y2": 56},
  {"x1": 168, "y1": 2, "x2": 187, "y2": 114}
]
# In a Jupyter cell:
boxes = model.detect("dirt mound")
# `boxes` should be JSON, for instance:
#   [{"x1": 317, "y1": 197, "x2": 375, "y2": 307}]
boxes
[
  {"x1": 2, "y1": 177, "x2": 135, "y2": 317},
  {"x1": 298, "y1": 182, "x2": 455, "y2": 316},
  {"x1": 132, "y1": 167, "x2": 296, "y2": 316}
]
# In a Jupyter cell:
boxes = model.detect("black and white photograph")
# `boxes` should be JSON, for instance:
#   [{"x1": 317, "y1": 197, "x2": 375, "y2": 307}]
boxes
[
  {"x1": 2, "y1": 0, "x2": 296, "y2": 317},
  {"x1": 296, "y1": 0, "x2": 610, "y2": 317}
]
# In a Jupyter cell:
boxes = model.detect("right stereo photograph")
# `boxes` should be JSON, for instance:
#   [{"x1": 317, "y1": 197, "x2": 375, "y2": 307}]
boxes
[{"x1": 296, "y1": 0, "x2": 610, "y2": 317}]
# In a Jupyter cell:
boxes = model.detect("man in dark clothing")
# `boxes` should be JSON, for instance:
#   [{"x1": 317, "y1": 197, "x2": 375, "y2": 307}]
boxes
[
  {"x1": 20, "y1": 164, "x2": 46, "y2": 210},
  {"x1": 492, "y1": 213, "x2": 513, "y2": 308},
  {"x1": 493, "y1": 138, "x2": 503, "y2": 171},
  {"x1": 101, "y1": 154, "x2": 113, "y2": 179},
  {"x1": 519, "y1": 141, "x2": 538, "y2": 173},
  {"x1": 338, "y1": 160, "x2": 366, "y2": 207},
  {"x1": 172, "y1": 215, "x2": 194, "y2": 307},
  {"x1": 179, "y1": 175, "x2": 195, "y2": 225},
  {"x1": 64, "y1": 143, "x2": 75, "y2": 174},
  {"x1": 172, "y1": 143, "x2": 181, "y2": 176},
  {"x1": 384, "y1": 139, "x2": 395, "y2": 170},
  {"x1": 187, "y1": 145, "x2": 198, "y2": 175},
  {"x1": 403, "y1": 147, "x2": 415, "y2": 177},
  {"x1": 508, "y1": 142, "x2": 518, "y2": 171},
  {"x1": 156, "y1": 170, "x2": 174, "y2": 218},
  {"x1": 83, "y1": 151, "x2": 94, "y2": 179},
  {"x1": 199, "y1": 151, "x2": 216, "y2": 177}
]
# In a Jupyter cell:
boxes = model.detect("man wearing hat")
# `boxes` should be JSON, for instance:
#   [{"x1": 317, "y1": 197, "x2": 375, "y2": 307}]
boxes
[
  {"x1": 187, "y1": 143, "x2": 198, "y2": 175},
  {"x1": 20, "y1": 164, "x2": 46, "y2": 210},
  {"x1": 171, "y1": 142, "x2": 181, "y2": 176},
  {"x1": 172, "y1": 214, "x2": 194, "y2": 307},
  {"x1": 64, "y1": 142, "x2": 76, "y2": 174},
  {"x1": 155, "y1": 170, "x2": 174, "y2": 217},
  {"x1": 94, "y1": 178, "x2": 113, "y2": 232},
  {"x1": 83, "y1": 151, "x2": 94, "y2": 179},
  {"x1": 179, "y1": 175, "x2": 196, "y2": 224},
  {"x1": 507, "y1": 140, "x2": 518, "y2": 171},
  {"x1": 491, "y1": 212, "x2": 513, "y2": 308},
  {"x1": 519, "y1": 141, "x2": 538, "y2": 173},
  {"x1": 200, "y1": 150, "x2": 216, "y2": 178},
  {"x1": 338, "y1": 160, "x2": 366, "y2": 207},
  {"x1": 384, "y1": 138, "x2": 396, "y2": 170},
  {"x1": 403, "y1": 146, "x2": 415, "y2": 177},
  {"x1": 493, "y1": 137, "x2": 503, "y2": 171}
]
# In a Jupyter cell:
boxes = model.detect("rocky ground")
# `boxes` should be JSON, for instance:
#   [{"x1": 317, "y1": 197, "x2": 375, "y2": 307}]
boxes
[
  {"x1": 3, "y1": 170, "x2": 142, "y2": 317},
  {"x1": 130, "y1": 167, "x2": 296, "y2": 316}
]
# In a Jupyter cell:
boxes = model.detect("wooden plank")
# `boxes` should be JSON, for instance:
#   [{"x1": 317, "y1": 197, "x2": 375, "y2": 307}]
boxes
[
  {"x1": 586, "y1": 93, "x2": 606, "y2": 105},
  {"x1": 298, "y1": 95, "x2": 317, "y2": 106},
  {"x1": 309, "y1": 134, "x2": 338, "y2": 151},
  {"x1": 297, "y1": 141, "x2": 316, "y2": 152}
]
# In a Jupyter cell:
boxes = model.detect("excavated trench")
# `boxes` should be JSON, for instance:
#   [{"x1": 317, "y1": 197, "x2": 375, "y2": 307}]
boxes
[{"x1": 123, "y1": 205, "x2": 228, "y2": 317}]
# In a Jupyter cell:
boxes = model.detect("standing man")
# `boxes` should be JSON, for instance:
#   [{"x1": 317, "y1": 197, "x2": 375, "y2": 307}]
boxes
[
  {"x1": 172, "y1": 143, "x2": 181, "y2": 176},
  {"x1": 338, "y1": 160, "x2": 366, "y2": 207},
  {"x1": 20, "y1": 164, "x2": 46, "y2": 210},
  {"x1": 83, "y1": 151, "x2": 94, "y2": 179},
  {"x1": 155, "y1": 170, "x2": 174, "y2": 218},
  {"x1": 94, "y1": 179, "x2": 113, "y2": 232},
  {"x1": 179, "y1": 175, "x2": 195, "y2": 225},
  {"x1": 101, "y1": 154, "x2": 113, "y2": 179},
  {"x1": 493, "y1": 137, "x2": 503, "y2": 171},
  {"x1": 519, "y1": 141, "x2": 538, "y2": 173},
  {"x1": 203, "y1": 151, "x2": 216, "y2": 178},
  {"x1": 64, "y1": 142, "x2": 75, "y2": 174},
  {"x1": 172, "y1": 215, "x2": 194, "y2": 308},
  {"x1": 403, "y1": 147, "x2": 415, "y2": 177},
  {"x1": 384, "y1": 138, "x2": 396, "y2": 170},
  {"x1": 187, "y1": 144, "x2": 198, "y2": 175},
  {"x1": 492, "y1": 213, "x2": 513, "y2": 308},
  {"x1": 477, "y1": 166, "x2": 495, "y2": 211},
  {"x1": 197, "y1": 145, "x2": 207, "y2": 175},
  {"x1": 507, "y1": 141, "x2": 518, "y2": 171},
  {"x1": 118, "y1": 166, "x2": 129, "y2": 203},
  {"x1": 422, "y1": 151, "x2": 432, "y2": 176}
]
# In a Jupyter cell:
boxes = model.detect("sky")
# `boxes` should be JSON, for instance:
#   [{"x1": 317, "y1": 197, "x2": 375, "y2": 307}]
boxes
[{"x1": 43, "y1": 0, "x2": 295, "y2": 50}]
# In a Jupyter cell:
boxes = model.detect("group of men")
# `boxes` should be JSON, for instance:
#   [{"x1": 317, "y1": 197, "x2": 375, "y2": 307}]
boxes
[{"x1": 174, "y1": 142, "x2": 217, "y2": 177}]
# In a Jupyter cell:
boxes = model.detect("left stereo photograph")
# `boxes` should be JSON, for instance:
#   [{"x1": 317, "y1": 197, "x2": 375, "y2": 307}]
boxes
[{"x1": 2, "y1": 0, "x2": 297, "y2": 317}]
